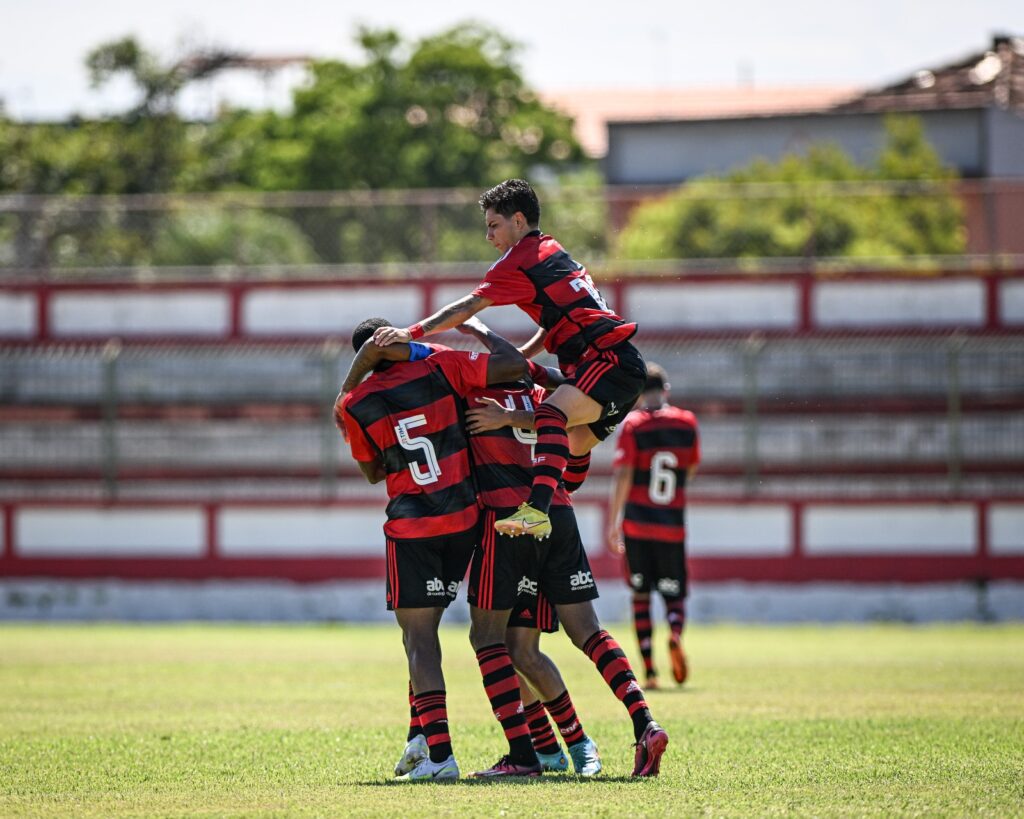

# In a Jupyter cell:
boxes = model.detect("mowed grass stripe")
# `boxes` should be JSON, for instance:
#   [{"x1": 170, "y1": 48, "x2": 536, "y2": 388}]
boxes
[{"x1": 1, "y1": 624, "x2": 1022, "y2": 817}]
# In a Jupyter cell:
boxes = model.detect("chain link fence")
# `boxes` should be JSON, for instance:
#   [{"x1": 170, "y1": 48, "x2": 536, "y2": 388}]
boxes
[
  {"x1": 2, "y1": 333, "x2": 1022, "y2": 500},
  {"x1": 2, "y1": 180, "x2": 1023, "y2": 275}
]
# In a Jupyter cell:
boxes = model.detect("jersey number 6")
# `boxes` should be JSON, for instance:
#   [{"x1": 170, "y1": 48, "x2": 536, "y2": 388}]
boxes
[{"x1": 648, "y1": 450, "x2": 678, "y2": 504}]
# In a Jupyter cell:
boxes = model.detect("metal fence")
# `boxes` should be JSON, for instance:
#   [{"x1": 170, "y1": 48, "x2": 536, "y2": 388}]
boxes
[
  {"x1": 2, "y1": 179, "x2": 1023, "y2": 275},
  {"x1": 1, "y1": 332, "x2": 1022, "y2": 500}
]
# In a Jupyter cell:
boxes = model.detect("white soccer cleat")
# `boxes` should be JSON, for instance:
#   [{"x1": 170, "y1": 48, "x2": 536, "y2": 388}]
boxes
[
  {"x1": 394, "y1": 734, "x2": 429, "y2": 777},
  {"x1": 396, "y1": 753, "x2": 460, "y2": 782}
]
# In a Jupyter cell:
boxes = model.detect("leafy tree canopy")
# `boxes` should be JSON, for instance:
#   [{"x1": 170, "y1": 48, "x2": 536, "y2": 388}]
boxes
[{"x1": 614, "y1": 116, "x2": 966, "y2": 262}]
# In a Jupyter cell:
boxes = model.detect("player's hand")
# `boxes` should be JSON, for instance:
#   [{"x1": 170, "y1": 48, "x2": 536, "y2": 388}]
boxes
[
  {"x1": 455, "y1": 316, "x2": 488, "y2": 336},
  {"x1": 607, "y1": 523, "x2": 625, "y2": 555},
  {"x1": 372, "y1": 326, "x2": 411, "y2": 346},
  {"x1": 466, "y1": 397, "x2": 511, "y2": 434}
]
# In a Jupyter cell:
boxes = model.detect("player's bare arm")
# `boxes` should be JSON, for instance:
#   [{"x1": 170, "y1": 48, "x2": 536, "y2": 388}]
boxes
[
  {"x1": 339, "y1": 340, "x2": 412, "y2": 394},
  {"x1": 466, "y1": 397, "x2": 535, "y2": 435},
  {"x1": 373, "y1": 294, "x2": 494, "y2": 346},
  {"x1": 518, "y1": 327, "x2": 548, "y2": 359},
  {"x1": 356, "y1": 457, "x2": 386, "y2": 484},
  {"x1": 607, "y1": 464, "x2": 634, "y2": 554}
]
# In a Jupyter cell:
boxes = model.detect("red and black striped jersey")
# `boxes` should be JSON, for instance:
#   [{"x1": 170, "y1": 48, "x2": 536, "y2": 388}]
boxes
[
  {"x1": 471, "y1": 231, "x2": 636, "y2": 371},
  {"x1": 465, "y1": 383, "x2": 572, "y2": 511},
  {"x1": 340, "y1": 350, "x2": 489, "y2": 539},
  {"x1": 613, "y1": 404, "x2": 700, "y2": 542}
]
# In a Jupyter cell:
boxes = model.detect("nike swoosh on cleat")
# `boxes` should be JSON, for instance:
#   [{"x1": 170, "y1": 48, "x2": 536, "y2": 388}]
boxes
[{"x1": 523, "y1": 520, "x2": 547, "y2": 530}]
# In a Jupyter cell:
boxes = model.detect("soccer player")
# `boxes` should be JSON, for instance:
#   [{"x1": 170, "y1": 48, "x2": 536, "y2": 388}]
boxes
[
  {"x1": 336, "y1": 317, "x2": 529, "y2": 782},
  {"x1": 458, "y1": 318, "x2": 669, "y2": 778},
  {"x1": 607, "y1": 363, "x2": 700, "y2": 688},
  {"x1": 363, "y1": 178, "x2": 646, "y2": 541}
]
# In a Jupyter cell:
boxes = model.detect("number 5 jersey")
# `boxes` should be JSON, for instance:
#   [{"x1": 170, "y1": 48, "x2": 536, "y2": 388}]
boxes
[{"x1": 339, "y1": 350, "x2": 490, "y2": 538}]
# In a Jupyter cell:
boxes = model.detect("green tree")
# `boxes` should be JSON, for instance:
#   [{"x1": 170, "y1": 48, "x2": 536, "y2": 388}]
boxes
[
  {"x1": 614, "y1": 115, "x2": 966, "y2": 263},
  {"x1": 197, "y1": 24, "x2": 583, "y2": 193}
]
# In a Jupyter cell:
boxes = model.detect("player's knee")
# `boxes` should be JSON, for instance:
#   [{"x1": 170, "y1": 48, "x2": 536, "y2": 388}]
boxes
[{"x1": 506, "y1": 639, "x2": 537, "y2": 674}]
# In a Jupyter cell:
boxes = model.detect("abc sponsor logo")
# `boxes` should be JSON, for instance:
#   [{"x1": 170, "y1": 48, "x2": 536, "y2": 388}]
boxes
[
  {"x1": 426, "y1": 578, "x2": 445, "y2": 596},
  {"x1": 657, "y1": 578, "x2": 681, "y2": 596},
  {"x1": 517, "y1": 576, "x2": 538, "y2": 596},
  {"x1": 447, "y1": 580, "x2": 460, "y2": 596},
  {"x1": 569, "y1": 570, "x2": 594, "y2": 591}
]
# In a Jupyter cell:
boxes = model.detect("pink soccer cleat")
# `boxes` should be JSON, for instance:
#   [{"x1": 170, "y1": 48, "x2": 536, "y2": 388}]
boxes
[{"x1": 631, "y1": 721, "x2": 669, "y2": 777}]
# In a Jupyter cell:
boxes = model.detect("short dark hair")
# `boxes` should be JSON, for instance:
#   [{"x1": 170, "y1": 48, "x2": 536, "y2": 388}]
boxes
[
  {"x1": 479, "y1": 179, "x2": 540, "y2": 226},
  {"x1": 644, "y1": 362, "x2": 669, "y2": 392},
  {"x1": 351, "y1": 317, "x2": 391, "y2": 352}
]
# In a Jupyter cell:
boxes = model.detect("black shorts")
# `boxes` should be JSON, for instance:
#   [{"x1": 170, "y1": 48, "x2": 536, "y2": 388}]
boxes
[
  {"x1": 567, "y1": 342, "x2": 646, "y2": 442},
  {"x1": 469, "y1": 507, "x2": 599, "y2": 610},
  {"x1": 623, "y1": 536, "x2": 688, "y2": 599},
  {"x1": 386, "y1": 528, "x2": 475, "y2": 610},
  {"x1": 508, "y1": 591, "x2": 559, "y2": 634}
]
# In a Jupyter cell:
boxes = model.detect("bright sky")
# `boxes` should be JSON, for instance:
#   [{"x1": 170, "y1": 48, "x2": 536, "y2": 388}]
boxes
[{"x1": 2, "y1": 0, "x2": 1022, "y2": 120}]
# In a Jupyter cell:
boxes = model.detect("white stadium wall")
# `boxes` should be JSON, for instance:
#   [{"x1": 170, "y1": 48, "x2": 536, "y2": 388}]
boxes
[{"x1": 2, "y1": 498, "x2": 1023, "y2": 621}]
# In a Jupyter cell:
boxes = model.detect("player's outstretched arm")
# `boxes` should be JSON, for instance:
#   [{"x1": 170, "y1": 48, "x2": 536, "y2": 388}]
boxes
[
  {"x1": 339, "y1": 340, "x2": 412, "y2": 394},
  {"x1": 373, "y1": 293, "x2": 494, "y2": 346},
  {"x1": 519, "y1": 327, "x2": 548, "y2": 359}
]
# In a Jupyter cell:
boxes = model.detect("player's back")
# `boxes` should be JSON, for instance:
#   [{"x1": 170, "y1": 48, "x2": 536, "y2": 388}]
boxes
[
  {"x1": 344, "y1": 355, "x2": 479, "y2": 538},
  {"x1": 465, "y1": 382, "x2": 571, "y2": 511},
  {"x1": 477, "y1": 232, "x2": 636, "y2": 367},
  {"x1": 616, "y1": 404, "x2": 700, "y2": 542}
]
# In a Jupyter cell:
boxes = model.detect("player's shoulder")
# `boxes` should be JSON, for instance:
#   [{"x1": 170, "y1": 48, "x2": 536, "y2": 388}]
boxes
[
  {"x1": 343, "y1": 372, "x2": 385, "y2": 408},
  {"x1": 429, "y1": 348, "x2": 485, "y2": 367},
  {"x1": 667, "y1": 406, "x2": 698, "y2": 425},
  {"x1": 621, "y1": 406, "x2": 652, "y2": 429}
]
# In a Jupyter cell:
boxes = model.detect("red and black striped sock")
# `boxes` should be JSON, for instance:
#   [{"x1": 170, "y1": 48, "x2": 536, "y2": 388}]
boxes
[
  {"x1": 563, "y1": 452, "x2": 591, "y2": 493},
  {"x1": 543, "y1": 689, "x2": 585, "y2": 747},
  {"x1": 413, "y1": 689, "x2": 453, "y2": 763},
  {"x1": 667, "y1": 597, "x2": 686, "y2": 643},
  {"x1": 407, "y1": 680, "x2": 423, "y2": 741},
  {"x1": 523, "y1": 699, "x2": 561, "y2": 756},
  {"x1": 475, "y1": 644, "x2": 536, "y2": 764},
  {"x1": 528, "y1": 403, "x2": 569, "y2": 514},
  {"x1": 582, "y1": 629, "x2": 653, "y2": 742},
  {"x1": 632, "y1": 596, "x2": 656, "y2": 678}
]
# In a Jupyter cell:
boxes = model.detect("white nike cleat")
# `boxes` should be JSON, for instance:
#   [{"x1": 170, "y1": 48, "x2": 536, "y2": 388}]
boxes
[
  {"x1": 396, "y1": 754, "x2": 460, "y2": 782},
  {"x1": 394, "y1": 734, "x2": 429, "y2": 777}
]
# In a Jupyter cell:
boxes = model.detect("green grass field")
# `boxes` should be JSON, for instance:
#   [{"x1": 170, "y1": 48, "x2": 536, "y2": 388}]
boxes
[{"x1": 1, "y1": 623, "x2": 1022, "y2": 817}]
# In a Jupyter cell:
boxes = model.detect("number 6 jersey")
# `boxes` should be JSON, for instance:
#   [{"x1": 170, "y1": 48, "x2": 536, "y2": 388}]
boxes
[
  {"x1": 340, "y1": 350, "x2": 490, "y2": 539},
  {"x1": 612, "y1": 404, "x2": 701, "y2": 543}
]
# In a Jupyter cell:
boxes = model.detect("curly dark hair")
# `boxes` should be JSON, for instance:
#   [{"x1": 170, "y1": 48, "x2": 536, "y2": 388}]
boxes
[
  {"x1": 351, "y1": 317, "x2": 391, "y2": 352},
  {"x1": 479, "y1": 179, "x2": 540, "y2": 226}
]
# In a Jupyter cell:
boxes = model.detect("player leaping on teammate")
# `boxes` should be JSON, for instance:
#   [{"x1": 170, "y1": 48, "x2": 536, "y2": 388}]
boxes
[{"x1": 357, "y1": 178, "x2": 646, "y2": 541}]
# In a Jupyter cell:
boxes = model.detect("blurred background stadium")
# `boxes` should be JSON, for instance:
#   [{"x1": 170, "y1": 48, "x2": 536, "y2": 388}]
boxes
[{"x1": 1, "y1": 8, "x2": 1023, "y2": 621}]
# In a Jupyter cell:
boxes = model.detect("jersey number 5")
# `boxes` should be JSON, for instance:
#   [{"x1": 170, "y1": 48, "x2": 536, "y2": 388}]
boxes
[
  {"x1": 395, "y1": 414, "x2": 442, "y2": 486},
  {"x1": 648, "y1": 451, "x2": 678, "y2": 504}
]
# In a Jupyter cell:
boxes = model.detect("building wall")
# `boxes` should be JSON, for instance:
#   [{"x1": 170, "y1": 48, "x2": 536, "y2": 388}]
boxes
[
  {"x1": 986, "y1": 107, "x2": 1024, "y2": 177},
  {"x1": 605, "y1": 109, "x2": 988, "y2": 185}
]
